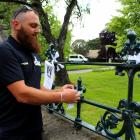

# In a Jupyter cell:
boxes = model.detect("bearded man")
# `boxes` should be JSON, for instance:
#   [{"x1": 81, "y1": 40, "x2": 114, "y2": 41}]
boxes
[{"x1": 0, "y1": 6, "x2": 80, "y2": 140}]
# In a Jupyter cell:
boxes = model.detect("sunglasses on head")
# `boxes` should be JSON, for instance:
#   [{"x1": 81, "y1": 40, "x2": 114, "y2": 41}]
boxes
[{"x1": 13, "y1": 5, "x2": 33, "y2": 19}]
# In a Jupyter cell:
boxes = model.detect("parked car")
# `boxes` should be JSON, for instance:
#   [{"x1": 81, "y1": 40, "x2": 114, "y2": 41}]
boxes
[{"x1": 68, "y1": 54, "x2": 88, "y2": 62}]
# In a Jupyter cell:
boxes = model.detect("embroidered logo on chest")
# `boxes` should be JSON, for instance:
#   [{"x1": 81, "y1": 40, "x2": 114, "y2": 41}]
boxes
[
  {"x1": 33, "y1": 56, "x2": 41, "y2": 66},
  {"x1": 21, "y1": 62, "x2": 29, "y2": 65}
]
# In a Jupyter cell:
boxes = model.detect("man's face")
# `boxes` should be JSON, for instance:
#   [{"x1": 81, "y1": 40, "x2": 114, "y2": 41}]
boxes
[
  {"x1": 16, "y1": 11, "x2": 41, "y2": 53},
  {"x1": 17, "y1": 25, "x2": 41, "y2": 53}
]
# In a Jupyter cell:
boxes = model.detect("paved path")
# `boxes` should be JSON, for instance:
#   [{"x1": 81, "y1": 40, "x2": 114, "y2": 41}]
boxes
[
  {"x1": 68, "y1": 67, "x2": 114, "y2": 74},
  {"x1": 68, "y1": 69, "x2": 93, "y2": 74},
  {"x1": 41, "y1": 107, "x2": 107, "y2": 140},
  {"x1": 42, "y1": 67, "x2": 115, "y2": 76}
]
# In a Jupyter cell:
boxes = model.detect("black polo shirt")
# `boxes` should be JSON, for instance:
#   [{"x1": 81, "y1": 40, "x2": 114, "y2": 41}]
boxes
[{"x1": 0, "y1": 36, "x2": 43, "y2": 136}]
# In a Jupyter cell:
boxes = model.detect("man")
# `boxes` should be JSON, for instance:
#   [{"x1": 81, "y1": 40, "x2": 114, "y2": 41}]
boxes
[{"x1": 0, "y1": 6, "x2": 80, "y2": 140}]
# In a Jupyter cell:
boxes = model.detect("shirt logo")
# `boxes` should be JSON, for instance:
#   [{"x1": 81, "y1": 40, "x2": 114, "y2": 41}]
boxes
[
  {"x1": 21, "y1": 62, "x2": 29, "y2": 65},
  {"x1": 34, "y1": 56, "x2": 41, "y2": 66}
]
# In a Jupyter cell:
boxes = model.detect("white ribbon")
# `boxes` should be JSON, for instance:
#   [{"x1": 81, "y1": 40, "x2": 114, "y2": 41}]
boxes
[
  {"x1": 43, "y1": 61, "x2": 55, "y2": 89},
  {"x1": 128, "y1": 53, "x2": 140, "y2": 64},
  {"x1": 43, "y1": 51, "x2": 64, "y2": 89}
]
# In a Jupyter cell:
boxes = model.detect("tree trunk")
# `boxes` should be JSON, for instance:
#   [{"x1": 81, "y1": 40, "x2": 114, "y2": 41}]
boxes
[
  {"x1": 31, "y1": 0, "x2": 54, "y2": 43},
  {"x1": 98, "y1": 45, "x2": 108, "y2": 61},
  {"x1": 55, "y1": 67, "x2": 70, "y2": 86},
  {"x1": 54, "y1": 0, "x2": 77, "y2": 85},
  {"x1": 55, "y1": 44, "x2": 71, "y2": 86}
]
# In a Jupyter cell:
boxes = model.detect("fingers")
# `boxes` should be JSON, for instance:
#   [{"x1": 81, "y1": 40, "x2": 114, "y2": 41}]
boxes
[
  {"x1": 74, "y1": 96, "x2": 80, "y2": 103},
  {"x1": 75, "y1": 92, "x2": 80, "y2": 101},
  {"x1": 62, "y1": 88, "x2": 81, "y2": 103},
  {"x1": 67, "y1": 84, "x2": 74, "y2": 89},
  {"x1": 63, "y1": 84, "x2": 74, "y2": 89},
  {"x1": 71, "y1": 90, "x2": 81, "y2": 103},
  {"x1": 71, "y1": 91, "x2": 80, "y2": 103}
]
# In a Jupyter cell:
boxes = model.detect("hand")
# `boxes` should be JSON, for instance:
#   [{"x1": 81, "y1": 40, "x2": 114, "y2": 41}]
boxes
[
  {"x1": 61, "y1": 88, "x2": 80, "y2": 103},
  {"x1": 62, "y1": 84, "x2": 74, "y2": 90}
]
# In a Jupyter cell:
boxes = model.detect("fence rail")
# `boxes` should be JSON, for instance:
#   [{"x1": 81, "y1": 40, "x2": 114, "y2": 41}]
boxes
[{"x1": 44, "y1": 62, "x2": 140, "y2": 140}]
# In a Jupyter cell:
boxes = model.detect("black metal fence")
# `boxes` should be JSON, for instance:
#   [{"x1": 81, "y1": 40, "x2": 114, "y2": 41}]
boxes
[{"x1": 43, "y1": 61, "x2": 140, "y2": 140}]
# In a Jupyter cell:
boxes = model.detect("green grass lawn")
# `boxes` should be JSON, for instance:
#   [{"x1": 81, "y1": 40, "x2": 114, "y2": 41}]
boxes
[
  {"x1": 65, "y1": 70, "x2": 140, "y2": 139},
  {"x1": 41, "y1": 70, "x2": 140, "y2": 139}
]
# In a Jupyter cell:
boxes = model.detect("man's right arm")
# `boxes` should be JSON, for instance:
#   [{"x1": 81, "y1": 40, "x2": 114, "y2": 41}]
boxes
[
  {"x1": 7, "y1": 80, "x2": 80, "y2": 105},
  {"x1": 0, "y1": 45, "x2": 80, "y2": 105}
]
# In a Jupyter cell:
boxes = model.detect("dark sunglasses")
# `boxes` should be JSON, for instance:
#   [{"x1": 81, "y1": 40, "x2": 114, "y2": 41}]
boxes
[{"x1": 13, "y1": 5, "x2": 34, "y2": 19}]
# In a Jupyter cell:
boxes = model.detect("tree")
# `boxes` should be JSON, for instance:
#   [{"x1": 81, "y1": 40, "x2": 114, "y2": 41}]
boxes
[
  {"x1": 86, "y1": 38, "x2": 101, "y2": 50},
  {"x1": 97, "y1": 30, "x2": 117, "y2": 60},
  {"x1": 39, "y1": 5, "x2": 72, "y2": 61},
  {"x1": 99, "y1": 30, "x2": 116, "y2": 46},
  {"x1": 71, "y1": 39, "x2": 88, "y2": 55},
  {"x1": 106, "y1": 0, "x2": 140, "y2": 52},
  {"x1": 0, "y1": 0, "x2": 90, "y2": 85}
]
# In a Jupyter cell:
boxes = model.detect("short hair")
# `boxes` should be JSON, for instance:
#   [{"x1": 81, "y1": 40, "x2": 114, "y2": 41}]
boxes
[{"x1": 12, "y1": 5, "x2": 38, "y2": 19}]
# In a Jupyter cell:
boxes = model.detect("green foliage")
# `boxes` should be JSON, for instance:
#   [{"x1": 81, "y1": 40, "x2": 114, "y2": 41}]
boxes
[
  {"x1": 71, "y1": 39, "x2": 89, "y2": 55},
  {"x1": 71, "y1": 38, "x2": 101, "y2": 55},
  {"x1": 38, "y1": 34, "x2": 49, "y2": 61},
  {"x1": 64, "y1": 30, "x2": 72, "y2": 58},
  {"x1": 0, "y1": 3, "x2": 23, "y2": 34},
  {"x1": 106, "y1": 0, "x2": 140, "y2": 52},
  {"x1": 86, "y1": 38, "x2": 101, "y2": 50},
  {"x1": 44, "y1": 5, "x2": 61, "y2": 38}
]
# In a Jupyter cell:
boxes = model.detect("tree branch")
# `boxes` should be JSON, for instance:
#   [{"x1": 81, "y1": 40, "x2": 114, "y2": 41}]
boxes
[
  {"x1": 58, "y1": 0, "x2": 77, "y2": 49},
  {"x1": 0, "y1": 0, "x2": 31, "y2": 6},
  {"x1": 31, "y1": 0, "x2": 55, "y2": 44}
]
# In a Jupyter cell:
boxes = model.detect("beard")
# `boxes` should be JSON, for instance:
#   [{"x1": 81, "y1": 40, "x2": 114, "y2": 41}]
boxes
[{"x1": 17, "y1": 26, "x2": 41, "y2": 53}]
